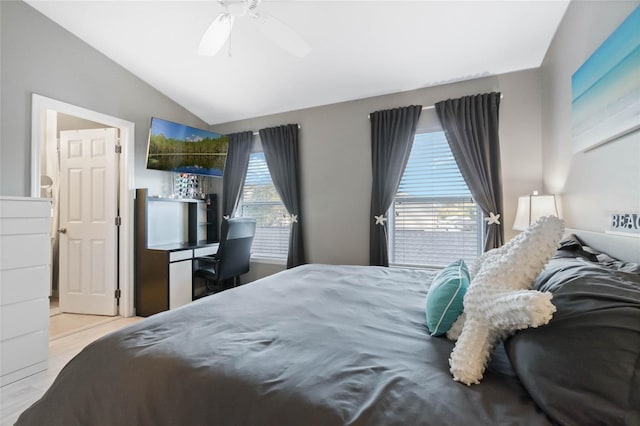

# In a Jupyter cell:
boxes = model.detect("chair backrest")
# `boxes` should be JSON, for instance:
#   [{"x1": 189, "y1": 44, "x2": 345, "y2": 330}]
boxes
[{"x1": 216, "y1": 217, "x2": 257, "y2": 281}]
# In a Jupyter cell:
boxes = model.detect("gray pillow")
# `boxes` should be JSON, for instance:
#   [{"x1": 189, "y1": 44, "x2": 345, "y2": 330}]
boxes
[
  {"x1": 555, "y1": 234, "x2": 599, "y2": 262},
  {"x1": 506, "y1": 257, "x2": 640, "y2": 425}
]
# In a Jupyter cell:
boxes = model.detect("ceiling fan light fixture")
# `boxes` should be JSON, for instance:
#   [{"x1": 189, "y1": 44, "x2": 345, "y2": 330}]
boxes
[
  {"x1": 226, "y1": 2, "x2": 246, "y2": 17},
  {"x1": 198, "y1": 0, "x2": 311, "y2": 58},
  {"x1": 198, "y1": 13, "x2": 234, "y2": 56}
]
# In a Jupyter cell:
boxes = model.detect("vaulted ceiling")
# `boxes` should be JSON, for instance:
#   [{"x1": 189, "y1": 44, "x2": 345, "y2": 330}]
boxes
[{"x1": 26, "y1": 0, "x2": 570, "y2": 125}]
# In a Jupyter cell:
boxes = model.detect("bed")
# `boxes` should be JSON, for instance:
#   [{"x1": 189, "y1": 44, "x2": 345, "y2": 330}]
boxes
[{"x1": 16, "y1": 230, "x2": 640, "y2": 426}]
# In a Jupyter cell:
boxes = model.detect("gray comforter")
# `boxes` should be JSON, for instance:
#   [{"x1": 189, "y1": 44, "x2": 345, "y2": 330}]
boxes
[{"x1": 17, "y1": 264, "x2": 551, "y2": 425}]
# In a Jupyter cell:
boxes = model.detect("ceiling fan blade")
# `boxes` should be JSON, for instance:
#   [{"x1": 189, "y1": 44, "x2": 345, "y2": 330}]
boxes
[
  {"x1": 198, "y1": 13, "x2": 234, "y2": 56},
  {"x1": 252, "y1": 12, "x2": 311, "y2": 58}
]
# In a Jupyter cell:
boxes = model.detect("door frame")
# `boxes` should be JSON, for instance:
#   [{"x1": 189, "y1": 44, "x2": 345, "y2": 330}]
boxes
[{"x1": 31, "y1": 94, "x2": 135, "y2": 317}]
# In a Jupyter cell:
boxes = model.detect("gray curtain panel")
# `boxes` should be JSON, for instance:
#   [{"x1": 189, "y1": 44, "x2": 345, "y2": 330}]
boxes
[
  {"x1": 259, "y1": 124, "x2": 306, "y2": 268},
  {"x1": 222, "y1": 131, "x2": 253, "y2": 218},
  {"x1": 369, "y1": 105, "x2": 422, "y2": 267},
  {"x1": 435, "y1": 92, "x2": 504, "y2": 251}
]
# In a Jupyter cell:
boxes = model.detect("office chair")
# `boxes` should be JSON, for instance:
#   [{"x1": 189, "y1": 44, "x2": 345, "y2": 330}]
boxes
[{"x1": 195, "y1": 217, "x2": 256, "y2": 293}]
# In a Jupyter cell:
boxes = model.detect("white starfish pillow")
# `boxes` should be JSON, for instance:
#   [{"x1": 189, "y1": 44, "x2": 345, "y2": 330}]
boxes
[{"x1": 447, "y1": 215, "x2": 564, "y2": 385}]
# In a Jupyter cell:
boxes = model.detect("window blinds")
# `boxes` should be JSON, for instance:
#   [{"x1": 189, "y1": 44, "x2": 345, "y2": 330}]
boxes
[
  {"x1": 390, "y1": 132, "x2": 482, "y2": 268},
  {"x1": 240, "y1": 152, "x2": 290, "y2": 259}
]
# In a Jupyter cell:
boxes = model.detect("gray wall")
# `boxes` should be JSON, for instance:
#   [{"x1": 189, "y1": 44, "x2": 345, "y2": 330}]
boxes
[
  {"x1": 0, "y1": 1, "x2": 209, "y2": 196},
  {"x1": 541, "y1": 1, "x2": 640, "y2": 232},
  {"x1": 213, "y1": 68, "x2": 543, "y2": 272}
]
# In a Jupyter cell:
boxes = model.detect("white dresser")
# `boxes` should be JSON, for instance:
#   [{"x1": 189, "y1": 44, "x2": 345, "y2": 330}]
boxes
[{"x1": 0, "y1": 196, "x2": 51, "y2": 386}]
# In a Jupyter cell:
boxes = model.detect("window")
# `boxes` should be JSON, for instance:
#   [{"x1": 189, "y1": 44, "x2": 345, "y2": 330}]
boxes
[
  {"x1": 239, "y1": 152, "x2": 290, "y2": 259},
  {"x1": 389, "y1": 131, "x2": 483, "y2": 268}
]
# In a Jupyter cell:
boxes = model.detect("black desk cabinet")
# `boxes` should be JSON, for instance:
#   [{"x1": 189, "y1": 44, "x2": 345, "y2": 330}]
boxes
[{"x1": 134, "y1": 188, "x2": 218, "y2": 317}]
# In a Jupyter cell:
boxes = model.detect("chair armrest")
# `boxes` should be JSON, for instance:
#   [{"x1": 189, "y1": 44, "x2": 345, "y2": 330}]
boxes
[{"x1": 198, "y1": 255, "x2": 220, "y2": 265}]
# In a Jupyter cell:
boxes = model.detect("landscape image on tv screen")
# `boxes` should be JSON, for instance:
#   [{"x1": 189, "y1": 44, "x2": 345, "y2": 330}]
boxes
[{"x1": 146, "y1": 117, "x2": 229, "y2": 177}]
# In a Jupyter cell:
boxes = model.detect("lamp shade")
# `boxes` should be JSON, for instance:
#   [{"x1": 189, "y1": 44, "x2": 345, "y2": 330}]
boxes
[{"x1": 513, "y1": 193, "x2": 559, "y2": 231}]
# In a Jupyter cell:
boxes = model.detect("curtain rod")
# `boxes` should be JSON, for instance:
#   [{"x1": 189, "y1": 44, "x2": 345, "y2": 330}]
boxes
[
  {"x1": 251, "y1": 124, "x2": 301, "y2": 136},
  {"x1": 367, "y1": 94, "x2": 504, "y2": 118}
]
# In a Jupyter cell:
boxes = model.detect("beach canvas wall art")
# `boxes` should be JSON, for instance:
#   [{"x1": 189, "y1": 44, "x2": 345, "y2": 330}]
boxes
[{"x1": 571, "y1": 6, "x2": 640, "y2": 153}]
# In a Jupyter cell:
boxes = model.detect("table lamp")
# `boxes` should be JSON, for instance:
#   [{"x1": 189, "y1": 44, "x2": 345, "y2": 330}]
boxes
[{"x1": 513, "y1": 190, "x2": 559, "y2": 231}]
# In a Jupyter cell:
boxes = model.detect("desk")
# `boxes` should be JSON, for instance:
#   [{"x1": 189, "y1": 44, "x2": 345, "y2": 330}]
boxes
[
  {"x1": 134, "y1": 188, "x2": 219, "y2": 317},
  {"x1": 135, "y1": 241, "x2": 219, "y2": 317}
]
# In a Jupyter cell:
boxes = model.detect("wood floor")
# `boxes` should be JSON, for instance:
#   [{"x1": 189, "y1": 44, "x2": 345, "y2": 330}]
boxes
[
  {"x1": 49, "y1": 313, "x2": 122, "y2": 340},
  {"x1": 0, "y1": 316, "x2": 143, "y2": 426}
]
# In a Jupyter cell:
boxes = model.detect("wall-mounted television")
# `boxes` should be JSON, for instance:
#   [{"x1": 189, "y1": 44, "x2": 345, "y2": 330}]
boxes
[{"x1": 146, "y1": 117, "x2": 229, "y2": 177}]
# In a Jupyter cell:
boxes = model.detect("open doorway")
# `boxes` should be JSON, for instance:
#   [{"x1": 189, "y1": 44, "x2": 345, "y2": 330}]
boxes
[{"x1": 31, "y1": 94, "x2": 136, "y2": 322}]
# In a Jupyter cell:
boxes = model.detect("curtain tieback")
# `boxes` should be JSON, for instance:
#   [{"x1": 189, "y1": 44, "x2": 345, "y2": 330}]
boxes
[
  {"x1": 223, "y1": 215, "x2": 230, "y2": 221},
  {"x1": 485, "y1": 212, "x2": 501, "y2": 225},
  {"x1": 289, "y1": 214, "x2": 298, "y2": 224},
  {"x1": 374, "y1": 214, "x2": 387, "y2": 225}
]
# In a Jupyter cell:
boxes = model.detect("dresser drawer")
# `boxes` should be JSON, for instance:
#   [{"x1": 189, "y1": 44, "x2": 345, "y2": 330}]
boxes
[
  {"x1": 0, "y1": 233, "x2": 50, "y2": 270},
  {"x1": 1, "y1": 298, "x2": 49, "y2": 341},
  {"x1": 0, "y1": 330, "x2": 48, "y2": 377},
  {"x1": 0, "y1": 199, "x2": 50, "y2": 219},
  {"x1": 0, "y1": 218, "x2": 50, "y2": 236},
  {"x1": 0, "y1": 265, "x2": 49, "y2": 306}
]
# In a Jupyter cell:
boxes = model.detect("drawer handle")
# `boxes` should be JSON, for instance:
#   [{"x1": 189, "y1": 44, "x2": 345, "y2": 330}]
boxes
[{"x1": 57, "y1": 228, "x2": 67, "y2": 234}]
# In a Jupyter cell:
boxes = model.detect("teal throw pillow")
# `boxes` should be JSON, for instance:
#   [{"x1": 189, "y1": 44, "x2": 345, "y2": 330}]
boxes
[{"x1": 425, "y1": 259, "x2": 470, "y2": 336}]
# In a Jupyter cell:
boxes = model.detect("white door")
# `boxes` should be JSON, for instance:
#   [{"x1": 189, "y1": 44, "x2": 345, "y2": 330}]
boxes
[{"x1": 58, "y1": 128, "x2": 118, "y2": 315}]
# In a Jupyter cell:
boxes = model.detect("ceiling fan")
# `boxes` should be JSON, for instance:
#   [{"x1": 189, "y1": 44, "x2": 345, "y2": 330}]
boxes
[{"x1": 198, "y1": 0, "x2": 311, "y2": 58}]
